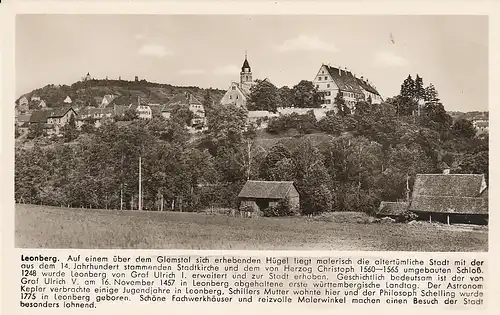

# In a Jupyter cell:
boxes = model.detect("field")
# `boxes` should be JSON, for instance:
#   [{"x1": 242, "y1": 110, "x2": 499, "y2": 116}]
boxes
[{"x1": 15, "y1": 204, "x2": 488, "y2": 251}]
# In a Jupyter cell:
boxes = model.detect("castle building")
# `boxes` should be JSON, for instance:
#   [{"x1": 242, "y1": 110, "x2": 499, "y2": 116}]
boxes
[
  {"x1": 312, "y1": 64, "x2": 383, "y2": 111},
  {"x1": 220, "y1": 53, "x2": 256, "y2": 108}
]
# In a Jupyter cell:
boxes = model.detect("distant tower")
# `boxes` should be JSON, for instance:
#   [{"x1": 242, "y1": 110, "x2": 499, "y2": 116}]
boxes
[
  {"x1": 135, "y1": 76, "x2": 139, "y2": 82},
  {"x1": 85, "y1": 72, "x2": 92, "y2": 81},
  {"x1": 240, "y1": 51, "x2": 252, "y2": 87}
]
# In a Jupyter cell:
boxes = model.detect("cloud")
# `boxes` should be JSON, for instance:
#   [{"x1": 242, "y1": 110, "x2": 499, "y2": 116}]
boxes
[
  {"x1": 373, "y1": 51, "x2": 409, "y2": 67},
  {"x1": 179, "y1": 69, "x2": 205, "y2": 75},
  {"x1": 137, "y1": 44, "x2": 173, "y2": 58},
  {"x1": 275, "y1": 35, "x2": 338, "y2": 52},
  {"x1": 213, "y1": 64, "x2": 240, "y2": 76}
]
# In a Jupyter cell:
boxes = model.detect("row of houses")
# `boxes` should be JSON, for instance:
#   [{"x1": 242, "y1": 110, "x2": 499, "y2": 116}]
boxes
[
  {"x1": 15, "y1": 91, "x2": 208, "y2": 135},
  {"x1": 237, "y1": 170, "x2": 488, "y2": 224}
]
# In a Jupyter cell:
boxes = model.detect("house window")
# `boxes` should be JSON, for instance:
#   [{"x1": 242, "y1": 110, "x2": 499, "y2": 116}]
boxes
[
  {"x1": 325, "y1": 99, "x2": 331, "y2": 104},
  {"x1": 232, "y1": 86, "x2": 236, "y2": 90},
  {"x1": 236, "y1": 95, "x2": 239, "y2": 99},
  {"x1": 229, "y1": 95, "x2": 232, "y2": 100},
  {"x1": 246, "y1": 76, "x2": 249, "y2": 80},
  {"x1": 321, "y1": 71, "x2": 324, "y2": 74},
  {"x1": 318, "y1": 77, "x2": 322, "y2": 81},
  {"x1": 325, "y1": 76, "x2": 328, "y2": 80},
  {"x1": 327, "y1": 84, "x2": 330, "y2": 88},
  {"x1": 316, "y1": 85, "x2": 319, "y2": 89}
]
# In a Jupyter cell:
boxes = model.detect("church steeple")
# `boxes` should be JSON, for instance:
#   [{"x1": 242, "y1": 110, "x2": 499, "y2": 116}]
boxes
[{"x1": 240, "y1": 51, "x2": 252, "y2": 86}]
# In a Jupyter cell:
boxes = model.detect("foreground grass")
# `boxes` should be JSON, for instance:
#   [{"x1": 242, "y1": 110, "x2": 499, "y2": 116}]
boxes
[{"x1": 15, "y1": 204, "x2": 488, "y2": 251}]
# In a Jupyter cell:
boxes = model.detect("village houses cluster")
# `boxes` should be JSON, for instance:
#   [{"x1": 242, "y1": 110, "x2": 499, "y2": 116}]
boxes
[{"x1": 14, "y1": 54, "x2": 387, "y2": 136}]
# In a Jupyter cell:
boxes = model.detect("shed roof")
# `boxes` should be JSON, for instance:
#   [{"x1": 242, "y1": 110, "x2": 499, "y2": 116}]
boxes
[
  {"x1": 412, "y1": 174, "x2": 486, "y2": 198},
  {"x1": 409, "y1": 196, "x2": 488, "y2": 215},
  {"x1": 238, "y1": 180, "x2": 296, "y2": 199},
  {"x1": 378, "y1": 201, "x2": 409, "y2": 216}
]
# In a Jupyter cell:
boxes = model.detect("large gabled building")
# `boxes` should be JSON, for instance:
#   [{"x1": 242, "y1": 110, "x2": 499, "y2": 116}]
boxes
[{"x1": 312, "y1": 64, "x2": 382, "y2": 111}]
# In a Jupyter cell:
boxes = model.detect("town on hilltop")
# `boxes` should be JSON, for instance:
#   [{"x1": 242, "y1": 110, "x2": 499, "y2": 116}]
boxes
[{"x1": 15, "y1": 53, "x2": 489, "y2": 251}]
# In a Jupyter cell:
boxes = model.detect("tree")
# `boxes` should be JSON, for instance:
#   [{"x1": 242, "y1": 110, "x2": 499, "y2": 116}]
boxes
[
  {"x1": 27, "y1": 123, "x2": 44, "y2": 139},
  {"x1": 123, "y1": 108, "x2": 138, "y2": 121},
  {"x1": 278, "y1": 86, "x2": 294, "y2": 108},
  {"x1": 62, "y1": 115, "x2": 78, "y2": 142},
  {"x1": 292, "y1": 80, "x2": 323, "y2": 108},
  {"x1": 203, "y1": 89, "x2": 214, "y2": 111},
  {"x1": 205, "y1": 104, "x2": 248, "y2": 153},
  {"x1": 248, "y1": 79, "x2": 281, "y2": 112},
  {"x1": 334, "y1": 91, "x2": 349, "y2": 116},
  {"x1": 452, "y1": 119, "x2": 476, "y2": 138},
  {"x1": 424, "y1": 83, "x2": 440, "y2": 103},
  {"x1": 414, "y1": 75, "x2": 425, "y2": 102},
  {"x1": 400, "y1": 75, "x2": 415, "y2": 99}
]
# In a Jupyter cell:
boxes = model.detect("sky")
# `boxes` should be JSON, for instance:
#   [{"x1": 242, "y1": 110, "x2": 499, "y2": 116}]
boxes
[{"x1": 16, "y1": 15, "x2": 488, "y2": 111}]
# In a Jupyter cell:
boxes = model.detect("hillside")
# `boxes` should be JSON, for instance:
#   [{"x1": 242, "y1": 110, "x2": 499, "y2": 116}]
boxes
[{"x1": 17, "y1": 79, "x2": 226, "y2": 109}]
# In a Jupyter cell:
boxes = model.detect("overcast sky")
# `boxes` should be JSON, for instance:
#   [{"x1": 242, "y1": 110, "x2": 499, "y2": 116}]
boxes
[{"x1": 16, "y1": 15, "x2": 488, "y2": 111}]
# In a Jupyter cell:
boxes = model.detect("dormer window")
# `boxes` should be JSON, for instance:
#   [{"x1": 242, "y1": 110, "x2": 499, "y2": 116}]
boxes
[{"x1": 232, "y1": 86, "x2": 236, "y2": 90}]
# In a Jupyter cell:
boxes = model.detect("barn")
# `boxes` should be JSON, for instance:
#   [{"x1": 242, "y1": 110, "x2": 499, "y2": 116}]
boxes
[
  {"x1": 238, "y1": 180, "x2": 300, "y2": 216},
  {"x1": 409, "y1": 174, "x2": 488, "y2": 225}
]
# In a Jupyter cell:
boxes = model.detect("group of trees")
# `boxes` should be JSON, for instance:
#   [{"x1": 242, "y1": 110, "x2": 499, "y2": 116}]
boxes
[
  {"x1": 247, "y1": 79, "x2": 324, "y2": 112},
  {"x1": 15, "y1": 74, "x2": 488, "y2": 216}
]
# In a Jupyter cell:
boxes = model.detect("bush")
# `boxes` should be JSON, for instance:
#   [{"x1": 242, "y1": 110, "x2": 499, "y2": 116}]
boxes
[
  {"x1": 262, "y1": 199, "x2": 293, "y2": 217},
  {"x1": 397, "y1": 211, "x2": 418, "y2": 223}
]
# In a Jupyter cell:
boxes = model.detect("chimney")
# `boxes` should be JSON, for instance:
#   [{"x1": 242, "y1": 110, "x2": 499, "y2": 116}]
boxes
[{"x1": 443, "y1": 168, "x2": 450, "y2": 175}]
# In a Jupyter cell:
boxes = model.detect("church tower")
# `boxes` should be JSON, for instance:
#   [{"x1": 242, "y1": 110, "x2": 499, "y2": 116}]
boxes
[{"x1": 240, "y1": 51, "x2": 252, "y2": 87}]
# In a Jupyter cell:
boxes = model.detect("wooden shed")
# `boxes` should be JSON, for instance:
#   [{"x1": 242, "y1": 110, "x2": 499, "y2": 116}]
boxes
[
  {"x1": 238, "y1": 180, "x2": 300, "y2": 216},
  {"x1": 409, "y1": 174, "x2": 488, "y2": 225}
]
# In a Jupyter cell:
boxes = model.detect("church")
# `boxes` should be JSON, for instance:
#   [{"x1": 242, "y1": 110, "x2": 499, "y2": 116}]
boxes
[{"x1": 220, "y1": 53, "x2": 256, "y2": 108}]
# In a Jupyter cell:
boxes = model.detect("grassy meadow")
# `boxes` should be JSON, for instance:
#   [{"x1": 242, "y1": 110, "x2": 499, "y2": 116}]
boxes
[{"x1": 15, "y1": 204, "x2": 488, "y2": 251}]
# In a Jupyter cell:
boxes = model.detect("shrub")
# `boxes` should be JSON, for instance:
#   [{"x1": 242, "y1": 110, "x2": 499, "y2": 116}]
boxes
[
  {"x1": 262, "y1": 199, "x2": 293, "y2": 217},
  {"x1": 397, "y1": 211, "x2": 418, "y2": 223}
]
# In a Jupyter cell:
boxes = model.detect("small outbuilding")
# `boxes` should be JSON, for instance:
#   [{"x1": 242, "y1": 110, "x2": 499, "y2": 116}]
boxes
[
  {"x1": 238, "y1": 180, "x2": 300, "y2": 216},
  {"x1": 409, "y1": 173, "x2": 488, "y2": 225},
  {"x1": 377, "y1": 201, "x2": 409, "y2": 219}
]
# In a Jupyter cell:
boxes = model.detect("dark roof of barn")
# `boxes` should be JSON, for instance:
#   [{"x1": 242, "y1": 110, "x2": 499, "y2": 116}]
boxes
[
  {"x1": 238, "y1": 180, "x2": 296, "y2": 199},
  {"x1": 378, "y1": 201, "x2": 409, "y2": 216},
  {"x1": 409, "y1": 196, "x2": 488, "y2": 215},
  {"x1": 412, "y1": 174, "x2": 486, "y2": 198},
  {"x1": 324, "y1": 66, "x2": 364, "y2": 94}
]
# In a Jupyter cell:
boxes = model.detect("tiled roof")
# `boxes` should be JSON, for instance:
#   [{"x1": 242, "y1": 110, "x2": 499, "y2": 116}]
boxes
[
  {"x1": 410, "y1": 173, "x2": 488, "y2": 215},
  {"x1": 412, "y1": 174, "x2": 486, "y2": 198},
  {"x1": 17, "y1": 114, "x2": 32, "y2": 123},
  {"x1": 29, "y1": 110, "x2": 51, "y2": 123},
  {"x1": 378, "y1": 201, "x2": 409, "y2": 216},
  {"x1": 324, "y1": 66, "x2": 363, "y2": 94},
  {"x1": 238, "y1": 180, "x2": 296, "y2": 199},
  {"x1": 355, "y1": 77, "x2": 380, "y2": 96},
  {"x1": 409, "y1": 196, "x2": 488, "y2": 214},
  {"x1": 49, "y1": 107, "x2": 74, "y2": 118}
]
